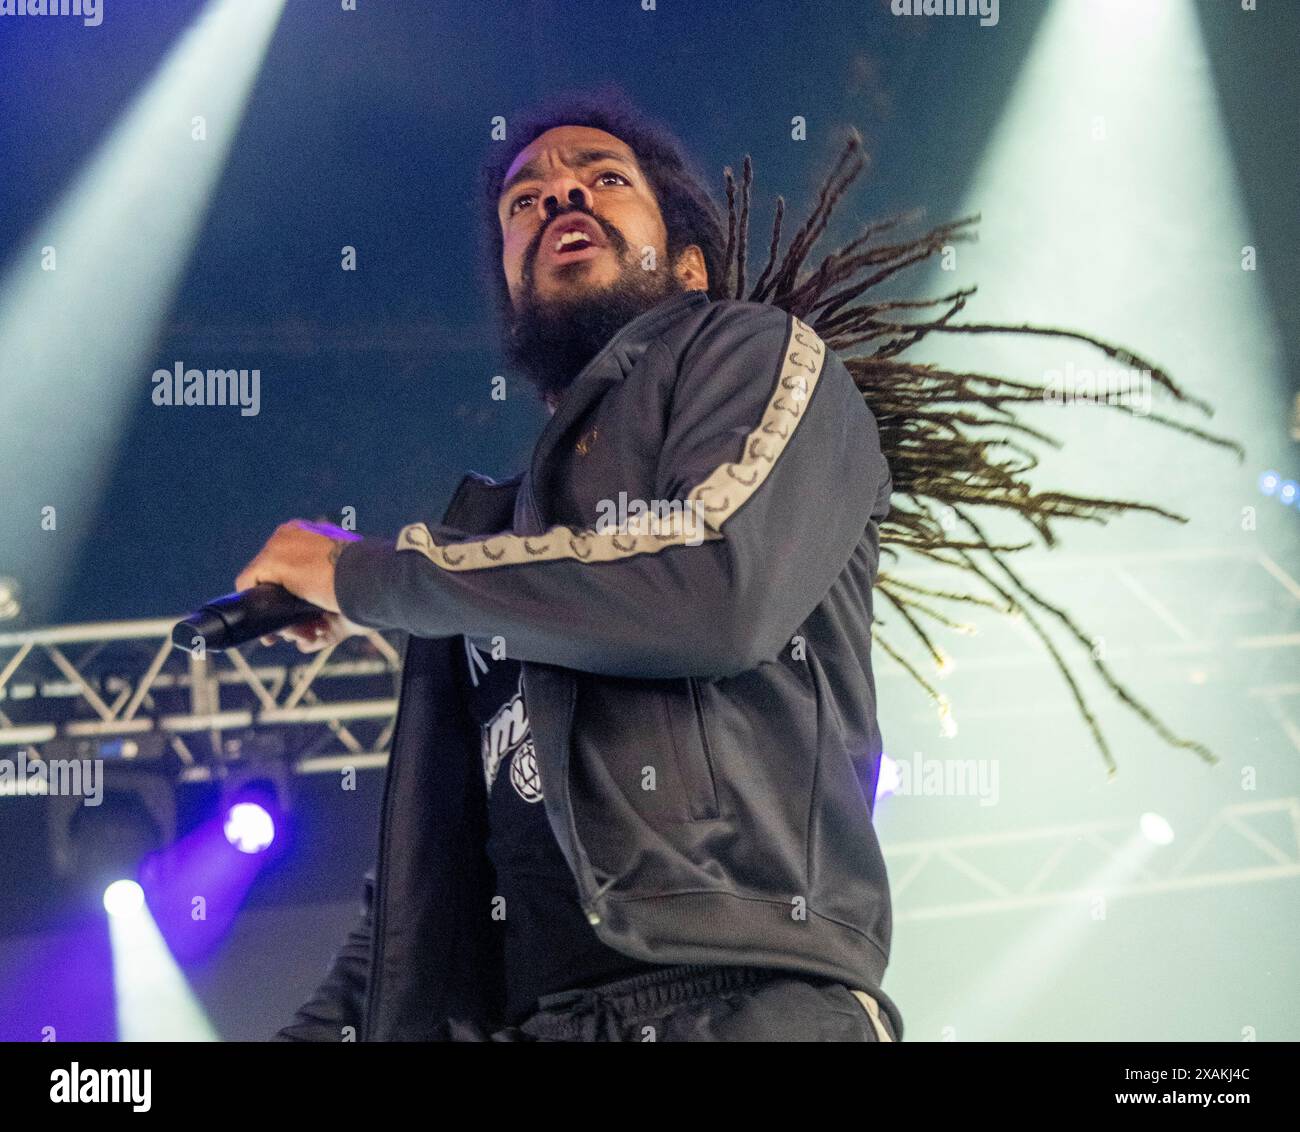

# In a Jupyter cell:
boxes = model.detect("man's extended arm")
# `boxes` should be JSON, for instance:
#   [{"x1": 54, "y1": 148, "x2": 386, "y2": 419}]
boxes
[{"x1": 331, "y1": 306, "x2": 891, "y2": 679}]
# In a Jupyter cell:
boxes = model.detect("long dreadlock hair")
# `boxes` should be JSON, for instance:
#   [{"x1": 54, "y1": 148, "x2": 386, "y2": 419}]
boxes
[
  {"x1": 719, "y1": 129, "x2": 1243, "y2": 777},
  {"x1": 482, "y1": 89, "x2": 1243, "y2": 777}
]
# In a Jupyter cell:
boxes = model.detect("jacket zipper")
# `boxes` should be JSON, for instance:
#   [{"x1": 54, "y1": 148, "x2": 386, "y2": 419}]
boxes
[
  {"x1": 687, "y1": 676, "x2": 721, "y2": 816},
  {"x1": 527, "y1": 475, "x2": 616, "y2": 922},
  {"x1": 553, "y1": 676, "x2": 609, "y2": 926}
]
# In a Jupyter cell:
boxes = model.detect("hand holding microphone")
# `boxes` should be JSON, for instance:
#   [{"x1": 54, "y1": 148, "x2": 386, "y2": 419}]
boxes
[
  {"x1": 173, "y1": 520, "x2": 365, "y2": 653},
  {"x1": 261, "y1": 609, "x2": 366, "y2": 653}
]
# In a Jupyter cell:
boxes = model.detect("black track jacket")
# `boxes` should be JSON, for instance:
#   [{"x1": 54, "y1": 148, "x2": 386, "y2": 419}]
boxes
[{"x1": 275, "y1": 288, "x2": 902, "y2": 1041}]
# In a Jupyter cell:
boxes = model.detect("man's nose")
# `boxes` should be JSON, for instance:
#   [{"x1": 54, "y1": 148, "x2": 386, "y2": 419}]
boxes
[{"x1": 542, "y1": 184, "x2": 589, "y2": 220}]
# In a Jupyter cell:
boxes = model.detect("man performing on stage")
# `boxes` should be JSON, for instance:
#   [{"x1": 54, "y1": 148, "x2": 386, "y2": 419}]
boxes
[
  {"x1": 238, "y1": 90, "x2": 1233, "y2": 1042},
  {"x1": 241, "y1": 92, "x2": 900, "y2": 1042}
]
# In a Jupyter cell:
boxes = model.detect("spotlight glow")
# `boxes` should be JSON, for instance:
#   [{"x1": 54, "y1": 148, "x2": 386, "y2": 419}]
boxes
[
  {"x1": 109, "y1": 882, "x2": 219, "y2": 1040},
  {"x1": 223, "y1": 802, "x2": 275, "y2": 854},
  {"x1": 1279, "y1": 481, "x2": 1298, "y2": 507},
  {"x1": 0, "y1": 0, "x2": 288, "y2": 622},
  {"x1": 1087, "y1": 0, "x2": 1170, "y2": 35},
  {"x1": 876, "y1": 754, "x2": 901, "y2": 802},
  {"x1": 1258, "y1": 470, "x2": 1280, "y2": 496},
  {"x1": 102, "y1": 879, "x2": 145, "y2": 918},
  {"x1": 915, "y1": 0, "x2": 1283, "y2": 554},
  {"x1": 1139, "y1": 812, "x2": 1175, "y2": 846}
]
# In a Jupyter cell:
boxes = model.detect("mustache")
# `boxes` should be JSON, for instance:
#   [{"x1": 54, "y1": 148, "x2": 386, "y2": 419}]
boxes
[{"x1": 526, "y1": 207, "x2": 623, "y2": 269}]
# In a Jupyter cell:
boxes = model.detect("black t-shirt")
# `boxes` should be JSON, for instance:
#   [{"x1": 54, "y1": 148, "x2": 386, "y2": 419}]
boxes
[{"x1": 459, "y1": 636, "x2": 659, "y2": 1024}]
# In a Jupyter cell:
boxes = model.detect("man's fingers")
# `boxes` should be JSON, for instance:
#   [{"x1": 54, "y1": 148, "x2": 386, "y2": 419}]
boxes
[
  {"x1": 234, "y1": 558, "x2": 263, "y2": 594},
  {"x1": 260, "y1": 615, "x2": 335, "y2": 650},
  {"x1": 295, "y1": 620, "x2": 335, "y2": 653}
]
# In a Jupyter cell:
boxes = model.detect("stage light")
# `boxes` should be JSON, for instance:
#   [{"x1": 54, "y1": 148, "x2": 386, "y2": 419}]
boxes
[
  {"x1": 102, "y1": 879, "x2": 145, "y2": 918},
  {"x1": 876, "y1": 754, "x2": 901, "y2": 803},
  {"x1": 218, "y1": 749, "x2": 292, "y2": 859},
  {"x1": 223, "y1": 802, "x2": 275, "y2": 854},
  {"x1": 108, "y1": 885, "x2": 219, "y2": 1040},
  {"x1": 1087, "y1": 0, "x2": 1168, "y2": 35},
  {"x1": 43, "y1": 733, "x2": 169, "y2": 766},
  {"x1": 1139, "y1": 812, "x2": 1175, "y2": 846},
  {"x1": 1279, "y1": 481, "x2": 1298, "y2": 507},
  {"x1": 132, "y1": 754, "x2": 287, "y2": 962},
  {"x1": 141, "y1": 804, "x2": 276, "y2": 964},
  {"x1": 914, "y1": 0, "x2": 1284, "y2": 542},
  {"x1": 0, "y1": 576, "x2": 19, "y2": 621},
  {"x1": 47, "y1": 770, "x2": 175, "y2": 903},
  {"x1": 1258, "y1": 470, "x2": 1280, "y2": 496}
]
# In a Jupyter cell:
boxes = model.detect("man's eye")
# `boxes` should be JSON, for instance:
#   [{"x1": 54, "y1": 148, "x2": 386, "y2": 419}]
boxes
[{"x1": 508, "y1": 172, "x2": 628, "y2": 218}]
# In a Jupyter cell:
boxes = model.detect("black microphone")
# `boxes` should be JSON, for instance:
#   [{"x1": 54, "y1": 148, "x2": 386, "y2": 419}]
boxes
[{"x1": 172, "y1": 584, "x2": 322, "y2": 653}]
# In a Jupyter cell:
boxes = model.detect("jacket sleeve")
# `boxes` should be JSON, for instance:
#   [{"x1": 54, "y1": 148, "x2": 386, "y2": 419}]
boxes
[
  {"x1": 272, "y1": 869, "x2": 374, "y2": 1042},
  {"x1": 332, "y1": 304, "x2": 892, "y2": 679}
]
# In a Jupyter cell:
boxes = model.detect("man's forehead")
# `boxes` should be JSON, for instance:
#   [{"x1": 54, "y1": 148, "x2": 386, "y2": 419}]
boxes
[{"x1": 501, "y1": 126, "x2": 638, "y2": 191}]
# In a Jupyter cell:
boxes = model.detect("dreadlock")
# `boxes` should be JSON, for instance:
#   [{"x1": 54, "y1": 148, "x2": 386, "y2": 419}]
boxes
[
  {"x1": 721, "y1": 129, "x2": 1244, "y2": 778},
  {"x1": 483, "y1": 88, "x2": 1241, "y2": 776}
]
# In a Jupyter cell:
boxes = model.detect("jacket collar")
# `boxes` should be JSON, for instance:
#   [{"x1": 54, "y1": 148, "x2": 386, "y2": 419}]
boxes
[
  {"x1": 440, "y1": 470, "x2": 522, "y2": 530},
  {"x1": 443, "y1": 288, "x2": 711, "y2": 533},
  {"x1": 527, "y1": 287, "x2": 711, "y2": 499}
]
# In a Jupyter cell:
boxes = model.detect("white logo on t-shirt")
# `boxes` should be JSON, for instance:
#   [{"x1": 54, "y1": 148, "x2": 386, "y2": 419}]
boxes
[{"x1": 469, "y1": 640, "x2": 544, "y2": 803}]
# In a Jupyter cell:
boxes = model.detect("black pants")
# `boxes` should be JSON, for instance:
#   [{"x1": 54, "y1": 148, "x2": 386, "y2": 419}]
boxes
[{"x1": 449, "y1": 964, "x2": 898, "y2": 1042}]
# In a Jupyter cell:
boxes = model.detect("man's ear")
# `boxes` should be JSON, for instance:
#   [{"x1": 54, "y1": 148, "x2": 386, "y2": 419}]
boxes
[{"x1": 673, "y1": 245, "x2": 709, "y2": 293}]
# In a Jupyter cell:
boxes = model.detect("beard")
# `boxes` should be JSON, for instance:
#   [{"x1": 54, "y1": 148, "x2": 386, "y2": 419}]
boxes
[{"x1": 503, "y1": 218, "x2": 687, "y2": 408}]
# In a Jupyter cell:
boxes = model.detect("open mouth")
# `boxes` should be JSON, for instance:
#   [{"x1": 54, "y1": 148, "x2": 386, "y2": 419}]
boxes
[{"x1": 541, "y1": 216, "x2": 607, "y2": 265}]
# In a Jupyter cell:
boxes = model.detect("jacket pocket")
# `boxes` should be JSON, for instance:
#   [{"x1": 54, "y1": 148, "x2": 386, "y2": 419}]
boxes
[{"x1": 662, "y1": 677, "x2": 721, "y2": 821}]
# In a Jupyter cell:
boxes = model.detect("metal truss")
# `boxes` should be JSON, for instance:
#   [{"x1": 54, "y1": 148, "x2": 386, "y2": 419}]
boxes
[
  {"x1": 888, "y1": 798, "x2": 1300, "y2": 922},
  {"x1": 0, "y1": 616, "x2": 404, "y2": 778},
  {"x1": 3, "y1": 551, "x2": 1296, "y2": 919},
  {"x1": 874, "y1": 544, "x2": 1300, "y2": 754}
]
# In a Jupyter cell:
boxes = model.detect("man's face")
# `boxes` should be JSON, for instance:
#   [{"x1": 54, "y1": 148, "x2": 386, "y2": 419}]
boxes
[
  {"x1": 495, "y1": 124, "x2": 707, "y2": 407},
  {"x1": 497, "y1": 125, "x2": 670, "y2": 306}
]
